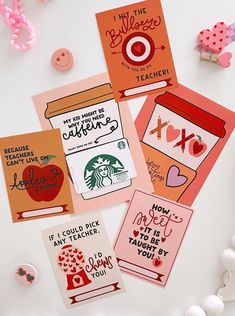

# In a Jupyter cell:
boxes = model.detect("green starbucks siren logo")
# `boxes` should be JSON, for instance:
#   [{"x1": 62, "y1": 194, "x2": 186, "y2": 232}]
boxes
[{"x1": 84, "y1": 154, "x2": 124, "y2": 190}]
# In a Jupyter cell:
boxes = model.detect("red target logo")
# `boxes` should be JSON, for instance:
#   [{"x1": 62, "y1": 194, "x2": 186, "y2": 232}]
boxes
[{"x1": 122, "y1": 32, "x2": 155, "y2": 66}]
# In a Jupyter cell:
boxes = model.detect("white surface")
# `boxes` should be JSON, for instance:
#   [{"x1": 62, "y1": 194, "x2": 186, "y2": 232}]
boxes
[{"x1": 0, "y1": 0, "x2": 235, "y2": 315}]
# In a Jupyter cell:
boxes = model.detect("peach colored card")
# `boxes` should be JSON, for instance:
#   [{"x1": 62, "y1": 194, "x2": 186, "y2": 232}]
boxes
[
  {"x1": 135, "y1": 85, "x2": 235, "y2": 206},
  {"x1": 114, "y1": 190, "x2": 193, "y2": 286},
  {"x1": 0, "y1": 129, "x2": 74, "y2": 222},
  {"x1": 32, "y1": 73, "x2": 153, "y2": 213},
  {"x1": 96, "y1": 0, "x2": 178, "y2": 102},
  {"x1": 43, "y1": 212, "x2": 125, "y2": 308}
]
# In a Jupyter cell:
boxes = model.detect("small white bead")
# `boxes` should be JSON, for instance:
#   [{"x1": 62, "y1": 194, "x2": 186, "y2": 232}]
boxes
[
  {"x1": 221, "y1": 249, "x2": 235, "y2": 271},
  {"x1": 185, "y1": 305, "x2": 207, "y2": 316},
  {"x1": 231, "y1": 235, "x2": 235, "y2": 249},
  {"x1": 202, "y1": 295, "x2": 224, "y2": 315}
]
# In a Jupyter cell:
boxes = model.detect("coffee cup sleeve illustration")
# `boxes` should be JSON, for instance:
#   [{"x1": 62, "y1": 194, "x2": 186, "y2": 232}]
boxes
[{"x1": 33, "y1": 73, "x2": 153, "y2": 212}]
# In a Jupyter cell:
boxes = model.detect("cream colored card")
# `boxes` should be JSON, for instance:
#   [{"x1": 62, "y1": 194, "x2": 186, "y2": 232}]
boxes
[{"x1": 42, "y1": 212, "x2": 125, "y2": 308}]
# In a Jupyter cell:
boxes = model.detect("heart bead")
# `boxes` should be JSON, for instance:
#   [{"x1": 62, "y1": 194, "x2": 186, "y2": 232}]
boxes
[{"x1": 198, "y1": 22, "x2": 228, "y2": 53}]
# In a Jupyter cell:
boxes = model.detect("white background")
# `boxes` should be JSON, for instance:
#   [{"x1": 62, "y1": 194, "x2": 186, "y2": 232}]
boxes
[{"x1": 0, "y1": 0, "x2": 235, "y2": 315}]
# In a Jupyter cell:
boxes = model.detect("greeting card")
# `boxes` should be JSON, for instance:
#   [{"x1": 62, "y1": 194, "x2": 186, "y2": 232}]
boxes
[
  {"x1": 43, "y1": 213, "x2": 125, "y2": 308},
  {"x1": 135, "y1": 85, "x2": 235, "y2": 206},
  {"x1": 33, "y1": 73, "x2": 152, "y2": 212},
  {"x1": 96, "y1": 0, "x2": 178, "y2": 101},
  {"x1": 0, "y1": 129, "x2": 74, "y2": 222},
  {"x1": 114, "y1": 190, "x2": 193, "y2": 286}
]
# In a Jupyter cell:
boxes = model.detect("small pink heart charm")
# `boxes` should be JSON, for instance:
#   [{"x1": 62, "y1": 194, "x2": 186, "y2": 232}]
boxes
[
  {"x1": 218, "y1": 52, "x2": 232, "y2": 68},
  {"x1": 198, "y1": 22, "x2": 229, "y2": 53}
]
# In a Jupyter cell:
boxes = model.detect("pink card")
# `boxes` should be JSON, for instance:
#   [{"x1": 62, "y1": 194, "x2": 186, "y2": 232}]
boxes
[
  {"x1": 114, "y1": 190, "x2": 193, "y2": 286},
  {"x1": 135, "y1": 84, "x2": 235, "y2": 206},
  {"x1": 33, "y1": 73, "x2": 153, "y2": 213},
  {"x1": 43, "y1": 212, "x2": 125, "y2": 308}
]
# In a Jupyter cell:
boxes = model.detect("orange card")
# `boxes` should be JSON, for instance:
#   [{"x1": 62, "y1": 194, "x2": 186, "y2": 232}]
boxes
[
  {"x1": 0, "y1": 129, "x2": 74, "y2": 222},
  {"x1": 96, "y1": 0, "x2": 178, "y2": 102}
]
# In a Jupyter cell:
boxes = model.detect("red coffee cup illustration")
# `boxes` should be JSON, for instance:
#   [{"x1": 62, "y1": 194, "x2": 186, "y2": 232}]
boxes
[
  {"x1": 57, "y1": 244, "x2": 92, "y2": 290},
  {"x1": 141, "y1": 91, "x2": 226, "y2": 202}
]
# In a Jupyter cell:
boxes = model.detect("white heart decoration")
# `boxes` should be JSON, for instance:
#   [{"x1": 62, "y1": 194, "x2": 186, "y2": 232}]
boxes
[{"x1": 217, "y1": 271, "x2": 235, "y2": 302}]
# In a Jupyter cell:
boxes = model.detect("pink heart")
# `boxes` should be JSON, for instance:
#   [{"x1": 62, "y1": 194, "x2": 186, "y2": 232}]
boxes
[
  {"x1": 198, "y1": 22, "x2": 228, "y2": 53},
  {"x1": 218, "y1": 52, "x2": 232, "y2": 68},
  {"x1": 166, "y1": 165, "x2": 188, "y2": 187},
  {"x1": 166, "y1": 125, "x2": 180, "y2": 142}
]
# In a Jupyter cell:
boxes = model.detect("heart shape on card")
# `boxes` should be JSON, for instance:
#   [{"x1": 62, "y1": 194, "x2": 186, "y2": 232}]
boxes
[
  {"x1": 218, "y1": 52, "x2": 232, "y2": 68},
  {"x1": 70, "y1": 267, "x2": 76, "y2": 273},
  {"x1": 58, "y1": 256, "x2": 65, "y2": 262},
  {"x1": 161, "y1": 237, "x2": 166, "y2": 243},
  {"x1": 132, "y1": 41, "x2": 145, "y2": 56},
  {"x1": 133, "y1": 230, "x2": 139, "y2": 237},
  {"x1": 198, "y1": 22, "x2": 228, "y2": 53},
  {"x1": 166, "y1": 125, "x2": 180, "y2": 142},
  {"x1": 74, "y1": 276, "x2": 81, "y2": 284},
  {"x1": 166, "y1": 165, "x2": 188, "y2": 187}
]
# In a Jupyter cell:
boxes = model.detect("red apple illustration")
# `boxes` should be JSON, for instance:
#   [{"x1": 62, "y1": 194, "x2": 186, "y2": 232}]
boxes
[
  {"x1": 22, "y1": 155, "x2": 64, "y2": 202},
  {"x1": 189, "y1": 135, "x2": 207, "y2": 157},
  {"x1": 153, "y1": 256, "x2": 162, "y2": 267}
]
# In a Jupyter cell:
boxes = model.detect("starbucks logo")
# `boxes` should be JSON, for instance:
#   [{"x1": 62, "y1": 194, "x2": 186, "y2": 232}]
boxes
[
  {"x1": 84, "y1": 154, "x2": 124, "y2": 190},
  {"x1": 117, "y1": 141, "x2": 126, "y2": 150}
]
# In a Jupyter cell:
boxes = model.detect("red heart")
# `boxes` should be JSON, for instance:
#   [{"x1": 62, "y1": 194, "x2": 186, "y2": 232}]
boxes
[
  {"x1": 161, "y1": 237, "x2": 166, "y2": 243},
  {"x1": 77, "y1": 255, "x2": 84, "y2": 261},
  {"x1": 74, "y1": 276, "x2": 81, "y2": 284},
  {"x1": 166, "y1": 125, "x2": 180, "y2": 142},
  {"x1": 189, "y1": 139, "x2": 207, "y2": 157},
  {"x1": 153, "y1": 257, "x2": 162, "y2": 267},
  {"x1": 133, "y1": 230, "x2": 139, "y2": 237},
  {"x1": 193, "y1": 142, "x2": 205, "y2": 154},
  {"x1": 71, "y1": 258, "x2": 76, "y2": 263},
  {"x1": 134, "y1": 44, "x2": 142, "y2": 53},
  {"x1": 70, "y1": 267, "x2": 76, "y2": 273},
  {"x1": 58, "y1": 256, "x2": 65, "y2": 262},
  {"x1": 140, "y1": 227, "x2": 144, "y2": 231},
  {"x1": 73, "y1": 249, "x2": 78, "y2": 253}
]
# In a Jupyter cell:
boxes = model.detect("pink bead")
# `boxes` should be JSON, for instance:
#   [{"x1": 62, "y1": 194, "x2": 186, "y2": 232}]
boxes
[{"x1": 0, "y1": 0, "x2": 35, "y2": 51}]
